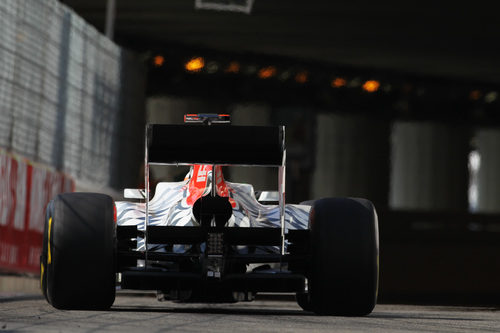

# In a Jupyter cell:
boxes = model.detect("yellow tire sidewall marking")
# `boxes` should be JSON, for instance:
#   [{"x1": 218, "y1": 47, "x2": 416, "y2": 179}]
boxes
[
  {"x1": 40, "y1": 262, "x2": 44, "y2": 289},
  {"x1": 48, "y1": 217, "x2": 52, "y2": 264}
]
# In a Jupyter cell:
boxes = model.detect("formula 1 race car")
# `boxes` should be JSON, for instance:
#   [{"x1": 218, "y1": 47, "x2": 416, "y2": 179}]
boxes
[{"x1": 40, "y1": 114, "x2": 379, "y2": 316}]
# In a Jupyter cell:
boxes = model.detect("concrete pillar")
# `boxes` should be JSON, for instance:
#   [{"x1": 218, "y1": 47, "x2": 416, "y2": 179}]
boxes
[
  {"x1": 228, "y1": 103, "x2": 276, "y2": 191},
  {"x1": 311, "y1": 113, "x2": 390, "y2": 209},
  {"x1": 390, "y1": 122, "x2": 470, "y2": 211},
  {"x1": 475, "y1": 128, "x2": 500, "y2": 213}
]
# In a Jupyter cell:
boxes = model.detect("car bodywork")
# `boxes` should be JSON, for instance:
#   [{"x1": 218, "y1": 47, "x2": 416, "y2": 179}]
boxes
[
  {"x1": 115, "y1": 119, "x2": 312, "y2": 297},
  {"x1": 116, "y1": 164, "x2": 311, "y2": 254}
]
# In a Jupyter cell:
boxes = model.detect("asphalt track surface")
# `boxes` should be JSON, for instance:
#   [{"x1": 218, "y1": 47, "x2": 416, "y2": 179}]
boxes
[{"x1": 1, "y1": 292, "x2": 499, "y2": 333}]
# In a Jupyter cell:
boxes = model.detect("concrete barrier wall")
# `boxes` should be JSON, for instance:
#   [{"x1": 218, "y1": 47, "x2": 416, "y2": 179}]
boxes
[
  {"x1": 0, "y1": 0, "x2": 145, "y2": 274},
  {"x1": 0, "y1": 0, "x2": 145, "y2": 189}
]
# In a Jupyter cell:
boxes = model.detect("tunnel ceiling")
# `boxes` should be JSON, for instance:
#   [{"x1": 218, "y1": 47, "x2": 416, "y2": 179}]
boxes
[{"x1": 60, "y1": 0, "x2": 500, "y2": 84}]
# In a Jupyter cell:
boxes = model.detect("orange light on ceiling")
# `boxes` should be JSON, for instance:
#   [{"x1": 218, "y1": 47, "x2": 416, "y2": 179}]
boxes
[
  {"x1": 258, "y1": 66, "x2": 277, "y2": 79},
  {"x1": 153, "y1": 55, "x2": 165, "y2": 67},
  {"x1": 185, "y1": 57, "x2": 205, "y2": 72},
  {"x1": 295, "y1": 71, "x2": 309, "y2": 84},
  {"x1": 225, "y1": 61, "x2": 240, "y2": 73},
  {"x1": 469, "y1": 90, "x2": 482, "y2": 101},
  {"x1": 362, "y1": 80, "x2": 380, "y2": 93},
  {"x1": 331, "y1": 77, "x2": 347, "y2": 88}
]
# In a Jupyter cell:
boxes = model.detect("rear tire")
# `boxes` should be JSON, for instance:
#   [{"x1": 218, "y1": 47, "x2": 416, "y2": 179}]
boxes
[
  {"x1": 43, "y1": 193, "x2": 116, "y2": 310},
  {"x1": 308, "y1": 198, "x2": 379, "y2": 316}
]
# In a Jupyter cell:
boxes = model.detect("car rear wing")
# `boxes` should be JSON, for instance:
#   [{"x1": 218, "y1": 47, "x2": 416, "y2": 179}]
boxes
[
  {"x1": 146, "y1": 124, "x2": 285, "y2": 167},
  {"x1": 143, "y1": 123, "x2": 287, "y2": 260}
]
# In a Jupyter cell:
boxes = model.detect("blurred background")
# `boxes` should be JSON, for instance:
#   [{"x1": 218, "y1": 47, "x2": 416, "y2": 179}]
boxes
[{"x1": 1, "y1": 0, "x2": 500, "y2": 304}]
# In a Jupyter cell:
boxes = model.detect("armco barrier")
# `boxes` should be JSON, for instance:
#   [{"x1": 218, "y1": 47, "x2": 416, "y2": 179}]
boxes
[{"x1": 0, "y1": 149, "x2": 74, "y2": 274}]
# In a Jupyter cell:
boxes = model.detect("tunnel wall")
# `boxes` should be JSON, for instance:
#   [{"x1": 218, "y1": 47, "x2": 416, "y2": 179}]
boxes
[{"x1": 0, "y1": 0, "x2": 145, "y2": 191}]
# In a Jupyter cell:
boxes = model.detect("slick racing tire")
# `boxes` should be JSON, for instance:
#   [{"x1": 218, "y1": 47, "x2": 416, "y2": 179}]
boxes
[
  {"x1": 308, "y1": 198, "x2": 379, "y2": 316},
  {"x1": 43, "y1": 193, "x2": 116, "y2": 310}
]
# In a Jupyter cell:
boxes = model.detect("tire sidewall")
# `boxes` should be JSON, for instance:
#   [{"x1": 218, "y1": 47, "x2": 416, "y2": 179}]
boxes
[
  {"x1": 46, "y1": 192, "x2": 116, "y2": 310},
  {"x1": 309, "y1": 197, "x2": 379, "y2": 316}
]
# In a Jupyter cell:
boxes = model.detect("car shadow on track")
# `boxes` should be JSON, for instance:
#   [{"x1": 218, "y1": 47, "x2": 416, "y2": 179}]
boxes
[
  {"x1": 111, "y1": 293, "x2": 313, "y2": 316},
  {"x1": 371, "y1": 313, "x2": 487, "y2": 321},
  {"x1": 110, "y1": 305, "x2": 313, "y2": 316}
]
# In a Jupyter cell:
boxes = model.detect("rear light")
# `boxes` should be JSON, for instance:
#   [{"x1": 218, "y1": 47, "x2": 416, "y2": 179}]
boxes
[{"x1": 184, "y1": 113, "x2": 231, "y2": 125}]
